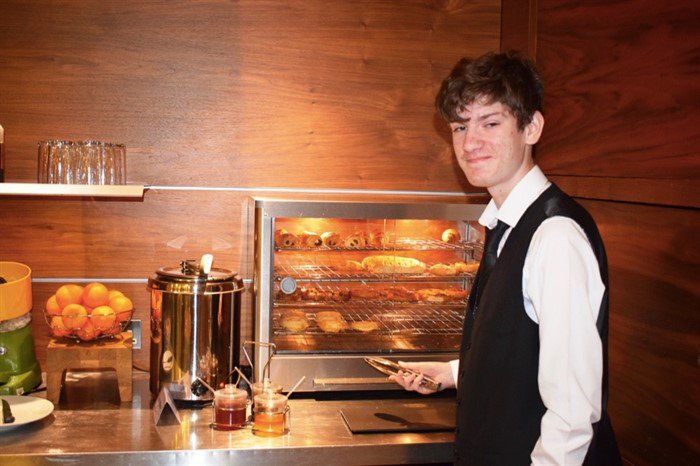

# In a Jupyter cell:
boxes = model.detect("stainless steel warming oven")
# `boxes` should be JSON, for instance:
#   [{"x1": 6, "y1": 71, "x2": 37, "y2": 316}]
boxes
[{"x1": 253, "y1": 199, "x2": 486, "y2": 392}]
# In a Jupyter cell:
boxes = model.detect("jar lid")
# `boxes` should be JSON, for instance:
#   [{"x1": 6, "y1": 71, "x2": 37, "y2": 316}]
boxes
[
  {"x1": 147, "y1": 260, "x2": 243, "y2": 295},
  {"x1": 214, "y1": 384, "x2": 248, "y2": 404},
  {"x1": 254, "y1": 391, "x2": 287, "y2": 411}
]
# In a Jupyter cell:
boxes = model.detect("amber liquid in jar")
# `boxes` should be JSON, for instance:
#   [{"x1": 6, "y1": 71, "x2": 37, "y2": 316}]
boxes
[
  {"x1": 214, "y1": 404, "x2": 247, "y2": 430},
  {"x1": 253, "y1": 411, "x2": 286, "y2": 437}
]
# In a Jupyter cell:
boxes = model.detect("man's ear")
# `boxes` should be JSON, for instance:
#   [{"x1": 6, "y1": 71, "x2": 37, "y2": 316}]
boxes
[{"x1": 525, "y1": 111, "x2": 544, "y2": 145}]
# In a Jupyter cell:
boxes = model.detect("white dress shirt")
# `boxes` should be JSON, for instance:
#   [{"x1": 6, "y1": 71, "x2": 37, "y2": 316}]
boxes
[{"x1": 450, "y1": 165, "x2": 605, "y2": 466}]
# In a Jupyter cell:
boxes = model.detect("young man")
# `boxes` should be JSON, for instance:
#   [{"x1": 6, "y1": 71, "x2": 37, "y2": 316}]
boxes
[{"x1": 390, "y1": 52, "x2": 621, "y2": 465}]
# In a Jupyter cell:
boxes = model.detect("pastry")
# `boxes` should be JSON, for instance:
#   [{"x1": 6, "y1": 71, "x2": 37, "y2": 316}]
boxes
[
  {"x1": 315, "y1": 311, "x2": 348, "y2": 333},
  {"x1": 320, "y1": 231, "x2": 341, "y2": 248},
  {"x1": 428, "y1": 263, "x2": 458, "y2": 276},
  {"x1": 368, "y1": 230, "x2": 392, "y2": 249},
  {"x1": 454, "y1": 261, "x2": 480, "y2": 274},
  {"x1": 350, "y1": 321, "x2": 380, "y2": 332},
  {"x1": 361, "y1": 255, "x2": 427, "y2": 274},
  {"x1": 441, "y1": 228, "x2": 461, "y2": 243},
  {"x1": 300, "y1": 231, "x2": 323, "y2": 248},
  {"x1": 417, "y1": 288, "x2": 468, "y2": 303},
  {"x1": 280, "y1": 310, "x2": 309, "y2": 332},
  {"x1": 274, "y1": 229, "x2": 300, "y2": 248},
  {"x1": 344, "y1": 232, "x2": 367, "y2": 249},
  {"x1": 350, "y1": 287, "x2": 381, "y2": 300}
]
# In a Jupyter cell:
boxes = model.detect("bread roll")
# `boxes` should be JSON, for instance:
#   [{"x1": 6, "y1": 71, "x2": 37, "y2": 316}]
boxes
[
  {"x1": 320, "y1": 231, "x2": 341, "y2": 248},
  {"x1": 316, "y1": 311, "x2": 344, "y2": 322},
  {"x1": 300, "y1": 231, "x2": 323, "y2": 248},
  {"x1": 441, "y1": 228, "x2": 461, "y2": 243},
  {"x1": 344, "y1": 232, "x2": 367, "y2": 249},
  {"x1": 361, "y1": 255, "x2": 427, "y2": 274},
  {"x1": 350, "y1": 287, "x2": 380, "y2": 300},
  {"x1": 275, "y1": 229, "x2": 300, "y2": 248},
  {"x1": 350, "y1": 321, "x2": 380, "y2": 332}
]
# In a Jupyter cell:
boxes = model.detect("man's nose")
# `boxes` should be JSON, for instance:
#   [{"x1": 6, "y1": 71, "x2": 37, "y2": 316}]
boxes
[{"x1": 461, "y1": 129, "x2": 480, "y2": 152}]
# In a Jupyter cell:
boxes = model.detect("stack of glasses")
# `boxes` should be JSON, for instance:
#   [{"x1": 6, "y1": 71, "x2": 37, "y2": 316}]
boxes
[{"x1": 38, "y1": 140, "x2": 127, "y2": 185}]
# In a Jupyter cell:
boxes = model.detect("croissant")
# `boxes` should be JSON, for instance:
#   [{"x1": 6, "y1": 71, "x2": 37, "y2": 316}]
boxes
[
  {"x1": 300, "y1": 231, "x2": 323, "y2": 248},
  {"x1": 320, "y1": 231, "x2": 341, "y2": 248},
  {"x1": 274, "y1": 228, "x2": 300, "y2": 248},
  {"x1": 343, "y1": 231, "x2": 367, "y2": 249}
]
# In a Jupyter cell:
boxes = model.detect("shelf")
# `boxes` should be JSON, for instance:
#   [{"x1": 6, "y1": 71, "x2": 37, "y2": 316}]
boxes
[{"x1": 0, "y1": 182, "x2": 145, "y2": 198}]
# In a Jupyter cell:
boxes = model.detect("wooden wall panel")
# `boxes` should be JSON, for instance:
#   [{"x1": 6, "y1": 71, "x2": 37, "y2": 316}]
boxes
[
  {"x1": 581, "y1": 199, "x2": 700, "y2": 465},
  {"x1": 0, "y1": 0, "x2": 500, "y2": 192},
  {"x1": 533, "y1": 0, "x2": 700, "y2": 463},
  {"x1": 535, "y1": 0, "x2": 699, "y2": 181}
]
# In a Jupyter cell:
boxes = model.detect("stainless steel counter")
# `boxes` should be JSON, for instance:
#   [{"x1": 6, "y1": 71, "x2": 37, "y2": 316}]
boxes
[{"x1": 0, "y1": 371, "x2": 455, "y2": 465}]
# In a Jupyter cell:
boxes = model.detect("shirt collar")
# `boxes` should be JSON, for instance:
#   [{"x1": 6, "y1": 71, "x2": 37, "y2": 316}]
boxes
[{"x1": 478, "y1": 165, "x2": 551, "y2": 230}]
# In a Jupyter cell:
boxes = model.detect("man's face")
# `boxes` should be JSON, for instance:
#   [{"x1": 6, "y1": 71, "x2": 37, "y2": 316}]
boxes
[{"x1": 449, "y1": 100, "x2": 543, "y2": 203}]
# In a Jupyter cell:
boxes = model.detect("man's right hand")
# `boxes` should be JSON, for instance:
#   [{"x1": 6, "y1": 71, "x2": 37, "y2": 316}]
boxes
[{"x1": 389, "y1": 361, "x2": 456, "y2": 395}]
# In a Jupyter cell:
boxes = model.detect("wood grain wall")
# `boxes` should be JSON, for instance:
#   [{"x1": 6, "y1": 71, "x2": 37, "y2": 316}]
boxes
[
  {"x1": 503, "y1": 0, "x2": 700, "y2": 464},
  {"x1": 0, "y1": 1, "x2": 498, "y2": 367}
]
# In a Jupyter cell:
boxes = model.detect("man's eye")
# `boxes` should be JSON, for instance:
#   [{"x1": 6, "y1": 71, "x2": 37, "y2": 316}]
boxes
[
  {"x1": 485, "y1": 122, "x2": 499, "y2": 128},
  {"x1": 452, "y1": 125, "x2": 465, "y2": 133}
]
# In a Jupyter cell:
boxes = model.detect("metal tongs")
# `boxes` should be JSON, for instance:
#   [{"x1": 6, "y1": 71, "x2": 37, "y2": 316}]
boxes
[{"x1": 364, "y1": 357, "x2": 441, "y2": 392}]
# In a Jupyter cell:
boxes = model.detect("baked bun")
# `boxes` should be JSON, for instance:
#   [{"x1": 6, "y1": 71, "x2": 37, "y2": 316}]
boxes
[
  {"x1": 350, "y1": 321, "x2": 380, "y2": 332},
  {"x1": 344, "y1": 232, "x2": 367, "y2": 249},
  {"x1": 300, "y1": 231, "x2": 323, "y2": 248},
  {"x1": 361, "y1": 255, "x2": 427, "y2": 274},
  {"x1": 280, "y1": 310, "x2": 309, "y2": 332},
  {"x1": 428, "y1": 263, "x2": 458, "y2": 276},
  {"x1": 275, "y1": 229, "x2": 300, "y2": 248},
  {"x1": 320, "y1": 231, "x2": 341, "y2": 248},
  {"x1": 441, "y1": 228, "x2": 461, "y2": 243},
  {"x1": 453, "y1": 261, "x2": 479, "y2": 274}
]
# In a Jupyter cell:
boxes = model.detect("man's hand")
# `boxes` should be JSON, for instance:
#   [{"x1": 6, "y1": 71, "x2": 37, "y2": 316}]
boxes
[{"x1": 389, "y1": 361, "x2": 455, "y2": 395}]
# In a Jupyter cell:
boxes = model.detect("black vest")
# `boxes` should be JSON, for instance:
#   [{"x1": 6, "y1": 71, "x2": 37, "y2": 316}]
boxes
[{"x1": 454, "y1": 184, "x2": 621, "y2": 466}]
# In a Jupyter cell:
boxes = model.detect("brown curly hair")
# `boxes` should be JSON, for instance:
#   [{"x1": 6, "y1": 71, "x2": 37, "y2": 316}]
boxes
[{"x1": 435, "y1": 51, "x2": 544, "y2": 130}]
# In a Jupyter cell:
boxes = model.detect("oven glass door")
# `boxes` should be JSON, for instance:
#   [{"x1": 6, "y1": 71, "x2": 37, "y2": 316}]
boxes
[{"x1": 271, "y1": 217, "x2": 482, "y2": 355}]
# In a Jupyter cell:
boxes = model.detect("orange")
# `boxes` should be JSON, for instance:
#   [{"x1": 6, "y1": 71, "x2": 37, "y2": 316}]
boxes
[
  {"x1": 76, "y1": 319, "x2": 100, "y2": 341},
  {"x1": 102, "y1": 321, "x2": 123, "y2": 336},
  {"x1": 55, "y1": 284, "x2": 84, "y2": 308},
  {"x1": 61, "y1": 303, "x2": 88, "y2": 330},
  {"x1": 46, "y1": 295, "x2": 62, "y2": 316},
  {"x1": 109, "y1": 295, "x2": 134, "y2": 323},
  {"x1": 108, "y1": 289, "x2": 124, "y2": 300},
  {"x1": 49, "y1": 316, "x2": 72, "y2": 338},
  {"x1": 91, "y1": 305, "x2": 116, "y2": 331},
  {"x1": 82, "y1": 282, "x2": 110, "y2": 308}
]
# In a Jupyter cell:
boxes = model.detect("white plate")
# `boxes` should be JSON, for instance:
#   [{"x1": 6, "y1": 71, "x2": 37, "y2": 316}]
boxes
[{"x1": 0, "y1": 395, "x2": 54, "y2": 431}]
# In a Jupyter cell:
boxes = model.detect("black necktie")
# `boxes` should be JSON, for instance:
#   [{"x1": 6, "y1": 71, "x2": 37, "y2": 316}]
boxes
[{"x1": 468, "y1": 220, "x2": 510, "y2": 314}]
